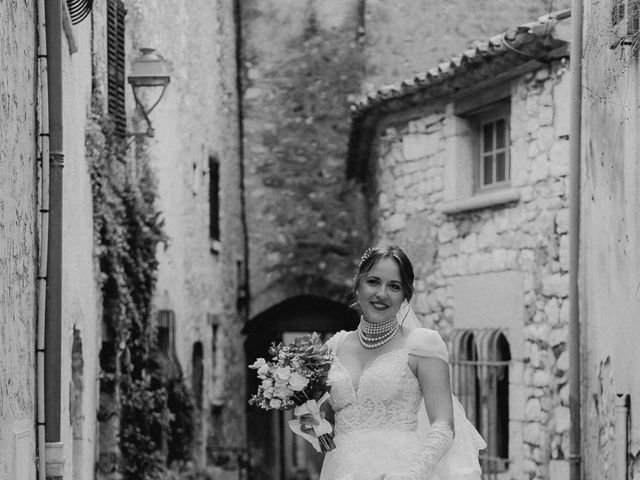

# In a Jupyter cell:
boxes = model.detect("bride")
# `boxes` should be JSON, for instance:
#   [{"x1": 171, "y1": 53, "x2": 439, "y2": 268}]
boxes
[{"x1": 301, "y1": 244, "x2": 485, "y2": 480}]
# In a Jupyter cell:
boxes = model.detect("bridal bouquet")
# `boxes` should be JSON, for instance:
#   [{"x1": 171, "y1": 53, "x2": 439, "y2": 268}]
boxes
[{"x1": 248, "y1": 332, "x2": 336, "y2": 452}]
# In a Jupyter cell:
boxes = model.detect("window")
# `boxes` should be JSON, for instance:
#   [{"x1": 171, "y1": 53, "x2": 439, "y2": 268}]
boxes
[
  {"x1": 156, "y1": 310, "x2": 183, "y2": 380},
  {"x1": 442, "y1": 96, "x2": 519, "y2": 214},
  {"x1": 611, "y1": 0, "x2": 640, "y2": 48},
  {"x1": 191, "y1": 342, "x2": 204, "y2": 410},
  {"x1": 208, "y1": 156, "x2": 221, "y2": 246},
  {"x1": 478, "y1": 113, "x2": 510, "y2": 190},
  {"x1": 451, "y1": 329, "x2": 511, "y2": 477},
  {"x1": 208, "y1": 314, "x2": 224, "y2": 404},
  {"x1": 107, "y1": 0, "x2": 126, "y2": 139}
]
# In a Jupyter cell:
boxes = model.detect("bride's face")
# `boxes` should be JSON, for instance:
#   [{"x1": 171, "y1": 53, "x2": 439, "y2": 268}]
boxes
[{"x1": 357, "y1": 257, "x2": 405, "y2": 323}]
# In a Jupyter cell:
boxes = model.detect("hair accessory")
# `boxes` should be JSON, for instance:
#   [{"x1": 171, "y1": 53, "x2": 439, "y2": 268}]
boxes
[{"x1": 358, "y1": 247, "x2": 376, "y2": 269}]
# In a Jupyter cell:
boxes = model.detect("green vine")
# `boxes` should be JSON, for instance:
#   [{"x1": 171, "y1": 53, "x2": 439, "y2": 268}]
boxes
[{"x1": 88, "y1": 94, "x2": 194, "y2": 479}]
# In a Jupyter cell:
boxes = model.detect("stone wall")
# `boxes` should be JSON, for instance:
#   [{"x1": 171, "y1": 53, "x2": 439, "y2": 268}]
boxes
[
  {"x1": 240, "y1": 0, "x2": 369, "y2": 317},
  {"x1": 582, "y1": 1, "x2": 640, "y2": 477},
  {"x1": 0, "y1": 1, "x2": 38, "y2": 479},
  {"x1": 127, "y1": 0, "x2": 247, "y2": 460},
  {"x1": 368, "y1": 62, "x2": 570, "y2": 479}
]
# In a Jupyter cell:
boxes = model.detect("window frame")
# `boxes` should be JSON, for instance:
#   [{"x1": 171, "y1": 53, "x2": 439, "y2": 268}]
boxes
[
  {"x1": 442, "y1": 92, "x2": 519, "y2": 215},
  {"x1": 475, "y1": 106, "x2": 511, "y2": 192}
]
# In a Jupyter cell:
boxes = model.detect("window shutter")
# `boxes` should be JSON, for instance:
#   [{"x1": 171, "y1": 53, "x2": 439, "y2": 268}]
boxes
[
  {"x1": 209, "y1": 156, "x2": 220, "y2": 241},
  {"x1": 107, "y1": 0, "x2": 126, "y2": 139}
]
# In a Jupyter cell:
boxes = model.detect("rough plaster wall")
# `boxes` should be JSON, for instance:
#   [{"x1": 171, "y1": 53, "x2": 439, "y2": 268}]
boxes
[
  {"x1": 241, "y1": 0, "x2": 369, "y2": 317},
  {"x1": 59, "y1": 16, "x2": 101, "y2": 480},
  {"x1": 583, "y1": 0, "x2": 640, "y2": 477},
  {"x1": 362, "y1": 0, "x2": 571, "y2": 91},
  {"x1": 128, "y1": 0, "x2": 247, "y2": 458},
  {"x1": 371, "y1": 64, "x2": 570, "y2": 480},
  {"x1": 0, "y1": 1, "x2": 38, "y2": 479}
]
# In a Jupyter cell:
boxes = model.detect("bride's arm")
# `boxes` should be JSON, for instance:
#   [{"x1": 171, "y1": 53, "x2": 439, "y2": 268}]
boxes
[{"x1": 415, "y1": 355, "x2": 454, "y2": 432}]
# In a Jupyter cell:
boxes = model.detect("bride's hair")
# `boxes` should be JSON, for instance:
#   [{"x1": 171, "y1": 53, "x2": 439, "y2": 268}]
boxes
[{"x1": 352, "y1": 244, "x2": 415, "y2": 302}]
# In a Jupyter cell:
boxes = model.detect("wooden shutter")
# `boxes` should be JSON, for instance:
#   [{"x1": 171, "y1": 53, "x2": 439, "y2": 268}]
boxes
[{"x1": 107, "y1": 0, "x2": 126, "y2": 138}]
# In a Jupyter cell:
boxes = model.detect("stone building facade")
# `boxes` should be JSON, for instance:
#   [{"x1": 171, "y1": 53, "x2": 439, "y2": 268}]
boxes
[
  {"x1": 347, "y1": 13, "x2": 572, "y2": 480},
  {"x1": 1, "y1": 1, "x2": 101, "y2": 479},
  {"x1": 581, "y1": 1, "x2": 640, "y2": 478},
  {"x1": 126, "y1": 0, "x2": 248, "y2": 465}
]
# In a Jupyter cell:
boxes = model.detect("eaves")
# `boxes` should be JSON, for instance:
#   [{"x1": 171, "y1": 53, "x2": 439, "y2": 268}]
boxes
[{"x1": 346, "y1": 8, "x2": 571, "y2": 183}]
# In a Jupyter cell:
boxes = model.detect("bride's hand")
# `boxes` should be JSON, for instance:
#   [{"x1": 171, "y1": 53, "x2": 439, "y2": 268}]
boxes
[{"x1": 299, "y1": 413, "x2": 320, "y2": 436}]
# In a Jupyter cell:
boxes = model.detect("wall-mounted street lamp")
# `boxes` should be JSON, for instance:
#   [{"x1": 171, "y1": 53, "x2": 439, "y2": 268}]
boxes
[{"x1": 127, "y1": 48, "x2": 170, "y2": 139}]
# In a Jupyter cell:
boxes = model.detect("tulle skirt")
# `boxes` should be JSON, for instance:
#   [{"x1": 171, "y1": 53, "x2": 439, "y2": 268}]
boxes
[{"x1": 319, "y1": 397, "x2": 486, "y2": 480}]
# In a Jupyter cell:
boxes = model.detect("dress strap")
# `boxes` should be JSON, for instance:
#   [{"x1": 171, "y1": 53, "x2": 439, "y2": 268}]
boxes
[
  {"x1": 406, "y1": 327, "x2": 449, "y2": 363},
  {"x1": 326, "y1": 330, "x2": 349, "y2": 354}
]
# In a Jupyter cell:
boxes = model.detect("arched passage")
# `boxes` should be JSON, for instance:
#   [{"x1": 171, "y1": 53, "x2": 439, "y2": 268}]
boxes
[{"x1": 244, "y1": 295, "x2": 358, "y2": 480}]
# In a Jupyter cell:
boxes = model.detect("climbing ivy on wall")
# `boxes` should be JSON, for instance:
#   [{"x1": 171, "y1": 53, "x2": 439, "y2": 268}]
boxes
[{"x1": 87, "y1": 94, "x2": 194, "y2": 479}]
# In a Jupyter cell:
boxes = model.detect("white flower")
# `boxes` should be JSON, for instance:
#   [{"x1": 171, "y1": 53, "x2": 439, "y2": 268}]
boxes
[
  {"x1": 275, "y1": 385, "x2": 294, "y2": 399},
  {"x1": 288, "y1": 372, "x2": 309, "y2": 391},
  {"x1": 257, "y1": 364, "x2": 270, "y2": 379},
  {"x1": 275, "y1": 365, "x2": 291, "y2": 381},
  {"x1": 249, "y1": 358, "x2": 266, "y2": 369},
  {"x1": 261, "y1": 379, "x2": 273, "y2": 389},
  {"x1": 269, "y1": 398, "x2": 282, "y2": 409}
]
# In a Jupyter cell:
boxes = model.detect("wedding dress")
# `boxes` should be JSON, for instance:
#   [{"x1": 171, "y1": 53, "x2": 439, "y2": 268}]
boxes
[{"x1": 319, "y1": 326, "x2": 486, "y2": 480}]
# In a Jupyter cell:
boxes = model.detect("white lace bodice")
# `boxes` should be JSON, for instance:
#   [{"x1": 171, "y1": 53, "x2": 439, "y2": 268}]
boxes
[
  {"x1": 328, "y1": 348, "x2": 422, "y2": 435},
  {"x1": 320, "y1": 328, "x2": 486, "y2": 480}
]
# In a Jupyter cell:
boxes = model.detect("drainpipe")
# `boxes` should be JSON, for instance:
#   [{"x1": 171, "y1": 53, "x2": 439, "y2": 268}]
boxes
[
  {"x1": 568, "y1": 0, "x2": 584, "y2": 479},
  {"x1": 44, "y1": 0, "x2": 65, "y2": 478},
  {"x1": 36, "y1": 0, "x2": 49, "y2": 477}
]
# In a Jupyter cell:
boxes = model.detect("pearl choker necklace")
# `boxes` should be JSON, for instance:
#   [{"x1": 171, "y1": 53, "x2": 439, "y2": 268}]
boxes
[{"x1": 357, "y1": 317, "x2": 399, "y2": 349}]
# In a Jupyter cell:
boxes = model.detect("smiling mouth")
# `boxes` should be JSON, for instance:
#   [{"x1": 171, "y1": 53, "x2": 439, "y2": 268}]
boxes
[{"x1": 370, "y1": 302, "x2": 388, "y2": 310}]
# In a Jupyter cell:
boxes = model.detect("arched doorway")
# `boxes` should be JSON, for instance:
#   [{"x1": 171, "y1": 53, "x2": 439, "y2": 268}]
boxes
[{"x1": 244, "y1": 295, "x2": 359, "y2": 480}]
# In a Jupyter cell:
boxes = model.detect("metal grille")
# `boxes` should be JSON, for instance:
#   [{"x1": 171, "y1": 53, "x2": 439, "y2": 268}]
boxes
[
  {"x1": 451, "y1": 329, "x2": 511, "y2": 479},
  {"x1": 155, "y1": 310, "x2": 183, "y2": 380},
  {"x1": 107, "y1": 0, "x2": 126, "y2": 139}
]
